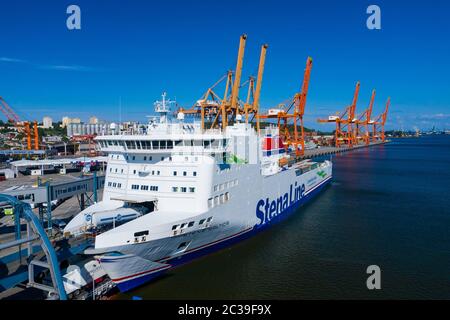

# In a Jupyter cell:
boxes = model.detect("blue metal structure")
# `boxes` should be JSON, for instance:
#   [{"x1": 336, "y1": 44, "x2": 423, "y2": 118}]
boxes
[{"x1": 0, "y1": 194, "x2": 67, "y2": 300}]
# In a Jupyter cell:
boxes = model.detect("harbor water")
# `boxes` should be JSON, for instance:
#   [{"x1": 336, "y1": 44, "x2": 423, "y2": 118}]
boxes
[{"x1": 117, "y1": 135, "x2": 450, "y2": 299}]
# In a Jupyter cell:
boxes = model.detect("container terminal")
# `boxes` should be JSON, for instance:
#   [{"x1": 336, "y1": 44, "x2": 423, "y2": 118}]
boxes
[{"x1": 0, "y1": 35, "x2": 390, "y2": 300}]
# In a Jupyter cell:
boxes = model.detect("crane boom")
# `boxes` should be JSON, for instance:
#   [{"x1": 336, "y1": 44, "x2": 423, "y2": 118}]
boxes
[
  {"x1": 0, "y1": 97, "x2": 21, "y2": 123},
  {"x1": 230, "y1": 34, "x2": 247, "y2": 114},
  {"x1": 296, "y1": 57, "x2": 313, "y2": 116},
  {"x1": 253, "y1": 44, "x2": 268, "y2": 132}
]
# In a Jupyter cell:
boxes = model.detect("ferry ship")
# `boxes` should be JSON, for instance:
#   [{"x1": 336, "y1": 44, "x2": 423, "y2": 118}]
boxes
[
  {"x1": 64, "y1": 93, "x2": 332, "y2": 292},
  {"x1": 64, "y1": 36, "x2": 332, "y2": 292}
]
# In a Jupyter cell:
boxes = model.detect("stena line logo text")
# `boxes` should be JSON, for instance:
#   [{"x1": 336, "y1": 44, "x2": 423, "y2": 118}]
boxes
[{"x1": 256, "y1": 182, "x2": 306, "y2": 226}]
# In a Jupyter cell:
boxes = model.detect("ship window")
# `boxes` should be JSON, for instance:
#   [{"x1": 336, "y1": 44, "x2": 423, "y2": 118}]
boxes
[
  {"x1": 144, "y1": 156, "x2": 147, "y2": 161},
  {"x1": 118, "y1": 183, "x2": 122, "y2": 188},
  {"x1": 133, "y1": 170, "x2": 136, "y2": 174},
  {"x1": 167, "y1": 140, "x2": 173, "y2": 148},
  {"x1": 181, "y1": 187, "x2": 187, "y2": 193},
  {"x1": 220, "y1": 194, "x2": 225, "y2": 203},
  {"x1": 115, "y1": 168, "x2": 118, "y2": 173},
  {"x1": 160, "y1": 140, "x2": 166, "y2": 149},
  {"x1": 207, "y1": 198, "x2": 213, "y2": 208},
  {"x1": 213, "y1": 185, "x2": 218, "y2": 192},
  {"x1": 173, "y1": 171, "x2": 177, "y2": 176},
  {"x1": 219, "y1": 183, "x2": 224, "y2": 191},
  {"x1": 161, "y1": 156, "x2": 165, "y2": 161},
  {"x1": 212, "y1": 140, "x2": 220, "y2": 148},
  {"x1": 207, "y1": 217, "x2": 213, "y2": 222},
  {"x1": 214, "y1": 196, "x2": 219, "y2": 205},
  {"x1": 132, "y1": 156, "x2": 136, "y2": 160},
  {"x1": 121, "y1": 169, "x2": 123, "y2": 173},
  {"x1": 193, "y1": 140, "x2": 202, "y2": 147},
  {"x1": 143, "y1": 141, "x2": 151, "y2": 150},
  {"x1": 172, "y1": 225, "x2": 179, "y2": 230},
  {"x1": 180, "y1": 223, "x2": 187, "y2": 229},
  {"x1": 113, "y1": 183, "x2": 117, "y2": 187},
  {"x1": 157, "y1": 171, "x2": 160, "y2": 175},
  {"x1": 199, "y1": 219, "x2": 206, "y2": 225},
  {"x1": 149, "y1": 156, "x2": 152, "y2": 161},
  {"x1": 174, "y1": 140, "x2": 182, "y2": 146},
  {"x1": 152, "y1": 141, "x2": 159, "y2": 149},
  {"x1": 189, "y1": 187, "x2": 195, "y2": 193},
  {"x1": 225, "y1": 192, "x2": 230, "y2": 201},
  {"x1": 172, "y1": 187, "x2": 178, "y2": 192},
  {"x1": 193, "y1": 171, "x2": 197, "y2": 176},
  {"x1": 188, "y1": 221, "x2": 195, "y2": 227},
  {"x1": 183, "y1": 171, "x2": 187, "y2": 176},
  {"x1": 134, "y1": 230, "x2": 149, "y2": 237},
  {"x1": 108, "y1": 182, "x2": 112, "y2": 186},
  {"x1": 169, "y1": 156, "x2": 172, "y2": 161},
  {"x1": 152, "y1": 170, "x2": 155, "y2": 175}
]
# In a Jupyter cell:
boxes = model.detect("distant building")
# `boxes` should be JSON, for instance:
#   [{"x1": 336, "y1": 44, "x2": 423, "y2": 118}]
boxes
[
  {"x1": 42, "y1": 116, "x2": 53, "y2": 128},
  {"x1": 62, "y1": 116, "x2": 82, "y2": 128},
  {"x1": 89, "y1": 116, "x2": 99, "y2": 125},
  {"x1": 42, "y1": 135, "x2": 62, "y2": 143},
  {"x1": 61, "y1": 116, "x2": 69, "y2": 127},
  {"x1": 67, "y1": 123, "x2": 112, "y2": 137}
]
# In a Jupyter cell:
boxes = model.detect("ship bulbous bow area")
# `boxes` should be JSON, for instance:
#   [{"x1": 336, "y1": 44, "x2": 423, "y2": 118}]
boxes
[{"x1": 97, "y1": 253, "x2": 171, "y2": 292}]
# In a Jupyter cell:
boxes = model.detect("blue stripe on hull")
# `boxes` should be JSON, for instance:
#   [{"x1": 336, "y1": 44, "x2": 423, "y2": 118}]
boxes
[
  {"x1": 116, "y1": 177, "x2": 332, "y2": 293},
  {"x1": 116, "y1": 269, "x2": 167, "y2": 292}
]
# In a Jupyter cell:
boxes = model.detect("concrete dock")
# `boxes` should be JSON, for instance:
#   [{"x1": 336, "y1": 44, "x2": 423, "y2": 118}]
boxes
[{"x1": 302, "y1": 141, "x2": 387, "y2": 159}]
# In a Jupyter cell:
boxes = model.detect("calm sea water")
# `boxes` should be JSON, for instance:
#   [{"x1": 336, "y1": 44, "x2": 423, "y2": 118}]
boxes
[{"x1": 118, "y1": 135, "x2": 450, "y2": 299}]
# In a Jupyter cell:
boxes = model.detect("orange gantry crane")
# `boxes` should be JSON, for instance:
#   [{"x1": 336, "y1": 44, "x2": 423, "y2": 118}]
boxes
[
  {"x1": 258, "y1": 56, "x2": 313, "y2": 156},
  {"x1": 354, "y1": 89, "x2": 375, "y2": 145},
  {"x1": 180, "y1": 34, "x2": 267, "y2": 132},
  {"x1": 0, "y1": 96, "x2": 40, "y2": 150},
  {"x1": 372, "y1": 97, "x2": 391, "y2": 142},
  {"x1": 317, "y1": 82, "x2": 360, "y2": 148}
]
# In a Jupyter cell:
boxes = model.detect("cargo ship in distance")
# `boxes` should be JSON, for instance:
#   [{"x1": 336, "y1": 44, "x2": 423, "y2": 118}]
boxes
[
  {"x1": 64, "y1": 35, "x2": 332, "y2": 292},
  {"x1": 64, "y1": 93, "x2": 332, "y2": 292}
]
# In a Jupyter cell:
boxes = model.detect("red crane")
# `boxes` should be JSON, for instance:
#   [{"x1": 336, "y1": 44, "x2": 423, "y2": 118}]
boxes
[
  {"x1": 318, "y1": 82, "x2": 360, "y2": 148},
  {"x1": 354, "y1": 89, "x2": 375, "y2": 145},
  {"x1": 0, "y1": 96, "x2": 40, "y2": 150},
  {"x1": 258, "y1": 56, "x2": 313, "y2": 156},
  {"x1": 0, "y1": 96, "x2": 21, "y2": 123},
  {"x1": 372, "y1": 97, "x2": 390, "y2": 142}
]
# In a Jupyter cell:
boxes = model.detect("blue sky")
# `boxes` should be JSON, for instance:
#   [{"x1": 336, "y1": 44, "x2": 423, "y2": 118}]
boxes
[{"x1": 0, "y1": 0, "x2": 449, "y2": 130}]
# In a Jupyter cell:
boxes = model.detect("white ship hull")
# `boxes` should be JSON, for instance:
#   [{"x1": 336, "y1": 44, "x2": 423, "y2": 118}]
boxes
[{"x1": 93, "y1": 161, "x2": 332, "y2": 292}]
